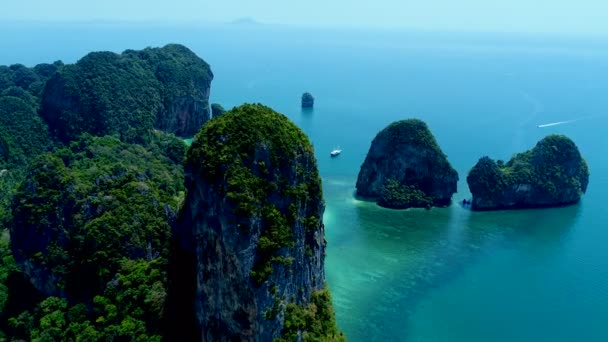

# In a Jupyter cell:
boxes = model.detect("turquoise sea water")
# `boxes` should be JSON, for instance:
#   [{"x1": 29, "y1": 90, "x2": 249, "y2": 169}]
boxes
[{"x1": 2, "y1": 24, "x2": 608, "y2": 341}]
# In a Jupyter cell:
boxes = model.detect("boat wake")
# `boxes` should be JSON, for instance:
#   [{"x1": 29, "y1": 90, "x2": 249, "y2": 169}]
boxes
[
  {"x1": 537, "y1": 120, "x2": 577, "y2": 128},
  {"x1": 537, "y1": 113, "x2": 608, "y2": 128}
]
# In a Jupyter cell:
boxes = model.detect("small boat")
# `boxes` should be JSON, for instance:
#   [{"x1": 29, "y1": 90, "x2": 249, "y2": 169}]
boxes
[{"x1": 330, "y1": 147, "x2": 342, "y2": 157}]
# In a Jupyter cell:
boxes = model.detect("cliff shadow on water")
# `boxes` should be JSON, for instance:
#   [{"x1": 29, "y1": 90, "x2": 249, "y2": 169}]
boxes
[
  {"x1": 300, "y1": 107, "x2": 314, "y2": 117},
  {"x1": 297, "y1": 107, "x2": 315, "y2": 136},
  {"x1": 342, "y1": 201, "x2": 580, "y2": 340}
]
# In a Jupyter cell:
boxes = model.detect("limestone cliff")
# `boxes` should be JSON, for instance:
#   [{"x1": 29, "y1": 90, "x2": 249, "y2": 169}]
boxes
[
  {"x1": 41, "y1": 44, "x2": 213, "y2": 143},
  {"x1": 467, "y1": 134, "x2": 589, "y2": 210},
  {"x1": 356, "y1": 119, "x2": 458, "y2": 209},
  {"x1": 173, "y1": 104, "x2": 343, "y2": 341},
  {"x1": 9, "y1": 135, "x2": 183, "y2": 302}
]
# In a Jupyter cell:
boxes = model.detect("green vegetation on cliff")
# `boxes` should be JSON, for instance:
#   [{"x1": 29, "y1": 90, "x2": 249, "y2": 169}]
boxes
[
  {"x1": 356, "y1": 118, "x2": 458, "y2": 208},
  {"x1": 6, "y1": 260, "x2": 167, "y2": 341},
  {"x1": 187, "y1": 103, "x2": 323, "y2": 284},
  {"x1": 0, "y1": 233, "x2": 18, "y2": 314},
  {"x1": 0, "y1": 61, "x2": 63, "y2": 168},
  {"x1": 277, "y1": 288, "x2": 345, "y2": 342},
  {"x1": 4, "y1": 134, "x2": 185, "y2": 339},
  {"x1": 0, "y1": 95, "x2": 54, "y2": 227},
  {"x1": 180, "y1": 103, "x2": 341, "y2": 340},
  {"x1": 379, "y1": 178, "x2": 433, "y2": 209},
  {"x1": 12, "y1": 134, "x2": 184, "y2": 293},
  {"x1": 375, "y1": 119, "x2": 445, "y2": 157},
  {"x1": 211, "y1": 103, "x2": 226, "y2": 117},
  {"x1": 41, "y1": 44, "x2": 213, "y2": 143},
  {"x1": 1, "y1": 46, "x2": 343, "y2": 341},
  {"x1": 467, "y1": 134, "x2": 589, "y2": 209},
  {"x1": 466, "y1": 156, "x2": 507, "y2": 199},
  {"x1": 0, "y1": 62, "x2": 63, "y2": 100},
  {"x1": 0, "y1": 96, "x2": 52, "y2": 168}
]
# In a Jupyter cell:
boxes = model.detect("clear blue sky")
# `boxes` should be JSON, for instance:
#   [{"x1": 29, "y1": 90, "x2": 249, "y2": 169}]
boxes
[{"x1": 2, "y1": 0, "x2": 607, "y2": 35}]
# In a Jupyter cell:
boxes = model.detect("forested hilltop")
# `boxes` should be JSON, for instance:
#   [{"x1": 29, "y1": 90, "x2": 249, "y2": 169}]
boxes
[
  {"x1": 0, "y1": 45, "x2": 199, "y2": 339},
  {"x1": 0, "y1": 43, "x2": 211, "y2": 227},
  {"x1": 0, "y1": 61, "x2": 61, "y2": 227},
  {"x1": 0, "y1": 45, "x2": 342, "y2": 341},
  {"x1": 467, "y1": 134, "x2": 589, "y2": 210},
  {"x1": 4, "y1": 134, "x2": 185, "y2": 340}
]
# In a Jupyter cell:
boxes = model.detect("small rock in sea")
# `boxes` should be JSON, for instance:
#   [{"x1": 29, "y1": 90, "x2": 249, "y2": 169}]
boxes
[{"x1": 301, "y1": 92, "x2": 314, "y2": 108}]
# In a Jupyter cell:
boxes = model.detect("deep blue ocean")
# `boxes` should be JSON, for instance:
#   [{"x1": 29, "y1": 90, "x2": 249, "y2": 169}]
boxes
[{"x1": 2, "y1": 23, "x2": 608, "y2": 341}]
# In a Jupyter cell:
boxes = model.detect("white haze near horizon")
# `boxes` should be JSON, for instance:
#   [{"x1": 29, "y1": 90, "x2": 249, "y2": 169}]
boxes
[{"x1": 1, "y1": 0, "x2": 608, "y2": 36}]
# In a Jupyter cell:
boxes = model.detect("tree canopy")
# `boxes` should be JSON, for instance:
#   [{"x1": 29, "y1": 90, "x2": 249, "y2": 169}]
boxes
[
  {"x1": 3, "y1": 134, "x2": 186, "y2": 339},
  {"x1": 41, "y1": 44, "x2": 213, "y2": 143}
]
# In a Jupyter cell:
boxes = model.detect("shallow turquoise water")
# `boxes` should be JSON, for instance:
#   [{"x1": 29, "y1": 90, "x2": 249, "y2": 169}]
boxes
[
  {"x1": 3, "y1": 25, "x2": 608, "y2": 341},
  {"x1": 204, "y1": 28, "x2": 608, "y2": 341}
]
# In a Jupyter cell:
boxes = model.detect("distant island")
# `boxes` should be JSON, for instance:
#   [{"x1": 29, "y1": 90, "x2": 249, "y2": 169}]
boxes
[
  {"x1": 356, "y1": 119, "x2": 459, "y2": 209},
  {"x1": 229, "y1": 17, "x2": 264, "y2": 26},
  {"x1": 467, "y1": 134, "x2": 589, "y2": 210},
  {"x1": 302, "y1": 92, "x2": 315, "y2": 108}
]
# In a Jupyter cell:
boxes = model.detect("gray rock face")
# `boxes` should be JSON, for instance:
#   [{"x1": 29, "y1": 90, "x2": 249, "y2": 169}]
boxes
[
  {"x1": 155, "y1": 92, "x2": 211, "y2": 137},
  {"x1": 467, "y1": 135, "x2": 589, "y2": 210},
  {"x1": 356, "y1": 119, "x2": 458, "y2": 207},
  {"x1": 175, "y1": 104, "x2": 326, "y2": 341}
]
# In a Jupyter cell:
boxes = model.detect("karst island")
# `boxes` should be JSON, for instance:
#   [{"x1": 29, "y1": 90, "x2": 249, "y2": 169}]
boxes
[
  {"x1": 356, "y1": 119, "x2": 459, "y2": 209},
  {"x1": 467, "y1": 134, "x2": 589, "y2": 210}
]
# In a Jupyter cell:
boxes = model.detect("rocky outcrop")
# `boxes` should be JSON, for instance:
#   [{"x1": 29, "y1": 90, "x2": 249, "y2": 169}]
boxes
[
  {"x1": 467, "y1": 134, "x2": 589, "y2": 210},
  {"x1": 211, "y1": 103, "x2": 226, "y2": 117},
  {"x1": 155, "y1": 88, "x2": 211, "y2": 137},
  {"x1": 9, "y1": 136, "x2": 183, "y2": 300},
  {"x1": 356, "y1": 119, "x2": 458, "y2": 209},
  {"x1": 301, "y1": 92, "x2": 314, "y2": 108},
  {"x1": 173, "y1": 104, "x2": 342, "y2": 341},
  {"x1": 41, "y1": 44, "x2": 213, "y2": 143},
  {"x1": 9, "y1": 154, "x2": 72, "y2": 298}
]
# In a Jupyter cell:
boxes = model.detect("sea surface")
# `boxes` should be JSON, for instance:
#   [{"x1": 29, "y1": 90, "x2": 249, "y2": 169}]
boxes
[{"x1": 2, "y1": 23, "x2": 608, "y2": 341}]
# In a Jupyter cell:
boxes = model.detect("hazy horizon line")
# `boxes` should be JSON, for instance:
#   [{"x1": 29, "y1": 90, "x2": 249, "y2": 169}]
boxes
[{"x1": 1, "y1": 18, "x2": 608, "y2": 39}]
